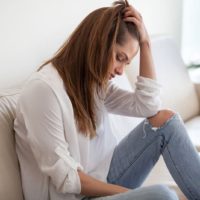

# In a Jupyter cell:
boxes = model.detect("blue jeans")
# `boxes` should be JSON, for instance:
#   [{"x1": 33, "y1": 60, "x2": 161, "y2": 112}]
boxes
[{"x1": 83, "y1": 113, "x2": 200, "y2": 200}]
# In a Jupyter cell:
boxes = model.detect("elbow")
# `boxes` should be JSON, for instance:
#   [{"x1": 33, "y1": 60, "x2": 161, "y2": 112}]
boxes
[
  {"x1": 138, "y1": 97, "x2": 161, "y2": 118},
  {"x1": 144, "y1": 100, "x2": 162, "y2": 118},
  {"x1": 135, "y1": 92, "x2": 162, "y2": 118},
  {"x1": 145, "y1": 108, "x2": 160, "y2": 118}
]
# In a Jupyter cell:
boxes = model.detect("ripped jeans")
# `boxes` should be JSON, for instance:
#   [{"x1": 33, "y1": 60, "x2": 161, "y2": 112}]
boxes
[
  {"x1": 104, "y1": 113, "x2": 200, "y2": 200},
  {"x1": 82, "y1": 114, "x2": 200, "y2": 200}
]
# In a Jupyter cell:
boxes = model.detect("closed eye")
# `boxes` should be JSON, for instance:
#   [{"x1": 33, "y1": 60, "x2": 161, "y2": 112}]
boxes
[
  {"x1": 116, "y1": 54, "x2": 130, "y2": 65},
  {"x1": 116, "y1": 54, "x2": 125, "y2": 62}
]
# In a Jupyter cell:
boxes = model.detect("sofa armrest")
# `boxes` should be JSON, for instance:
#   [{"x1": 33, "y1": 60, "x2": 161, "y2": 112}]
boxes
[
  {"x1": 194, "y1": 83, "x2": 200, "y2": 107},
  {"x1": 189, "y1": 68, "x2": 200, "y2": 106}
]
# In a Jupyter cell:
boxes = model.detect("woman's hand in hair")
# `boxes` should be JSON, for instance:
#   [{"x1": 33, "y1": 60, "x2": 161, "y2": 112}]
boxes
[
  {"x1": 122, "y1": 6, "x2": 156, "y2": 80},
  {"x1": 123, "y1": 5, "x2": 150, "y2": 45}
]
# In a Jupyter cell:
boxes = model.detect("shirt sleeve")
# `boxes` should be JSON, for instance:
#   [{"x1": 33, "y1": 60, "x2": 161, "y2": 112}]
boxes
[
  {"x1": 18, "y1": 79, "x2": 83, "y2": 194},
  {"x1": 104, "y1": 76, "x2": 162, "y2": 117}
]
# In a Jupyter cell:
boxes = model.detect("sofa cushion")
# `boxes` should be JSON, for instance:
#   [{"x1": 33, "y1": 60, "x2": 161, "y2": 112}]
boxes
[
  {"x1": 185, "y1": 116, "x2": 200, "y2": 151},
  {"x1": 152, "y1": 36, "x2": 200, "y2": 121},
  {"x1": 0, "y1": 88, "x2": 24, "y2": 200}
]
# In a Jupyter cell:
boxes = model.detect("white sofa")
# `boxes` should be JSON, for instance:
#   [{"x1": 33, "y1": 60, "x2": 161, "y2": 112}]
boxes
[{"x1": 0, "y1": 36, "x2": 200, "y2": 200}]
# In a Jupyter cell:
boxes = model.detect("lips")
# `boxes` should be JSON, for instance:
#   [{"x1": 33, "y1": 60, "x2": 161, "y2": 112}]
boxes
[{"x1": 109, "y1": 74, "x2": 115, "y2": 79}]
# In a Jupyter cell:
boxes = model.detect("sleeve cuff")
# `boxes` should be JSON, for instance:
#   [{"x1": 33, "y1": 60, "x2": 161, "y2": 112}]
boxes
[
  {"x1": 45, "y1": 146, "x2": 84, "y2": 194},
  {"x1": 137, "y1": 76, "x2": 162, "y2": 89}
]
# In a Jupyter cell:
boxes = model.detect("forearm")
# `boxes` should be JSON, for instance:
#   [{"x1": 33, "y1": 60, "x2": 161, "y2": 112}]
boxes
[
  {"x1": 78, "y1": 170, "x2": 129, "y2": 197},
  {"x1": 139, "y1": 41, "x2": 156, "y2": 80}
]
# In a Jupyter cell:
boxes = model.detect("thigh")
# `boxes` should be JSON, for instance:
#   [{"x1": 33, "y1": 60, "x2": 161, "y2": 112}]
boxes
[
  {"x1": 82, "y1": 185, "x2": 178, "y2": 200},
  {"x1": 107, "y1": 120, "x2": 164, "y2": 188}
]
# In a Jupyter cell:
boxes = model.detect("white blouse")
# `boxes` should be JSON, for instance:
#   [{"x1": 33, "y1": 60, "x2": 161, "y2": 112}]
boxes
[{"x1": 14, "y1": 64, "x2": 161, "y2": 200}]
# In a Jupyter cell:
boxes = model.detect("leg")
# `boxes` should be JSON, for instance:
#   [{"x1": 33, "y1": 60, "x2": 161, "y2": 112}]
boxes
[
  {"x1": 82, "y1": 185, "x2": 178, "y2": 200},
  {"x1": 136, "y1": 109, "x2": 200, "y2": 199},
  {"x1": 147, "y1": 109, "x2": 174, "y2": 128},
  {"x1": 107, "y1": 109, "x2": 200, "y2": 200},
  {"x1": 107, "y1": 110, "x2": 173, "y2": 188},
  {"x1": 149, "y1": 111, "x2": 200, "y2": 200}
]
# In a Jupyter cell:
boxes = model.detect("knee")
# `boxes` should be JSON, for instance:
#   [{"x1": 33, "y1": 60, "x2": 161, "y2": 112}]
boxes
[
  {"x1": 152, "y1": 185, "x2": 178, "y2": 200},
  {"x1": 147, "y1": 109, "x2": 175, "y2": 128}
]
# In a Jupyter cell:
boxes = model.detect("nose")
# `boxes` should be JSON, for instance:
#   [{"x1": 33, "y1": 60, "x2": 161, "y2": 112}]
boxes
[{"x1": 115, "y1": 65, "x2": 124, "y2": 75}]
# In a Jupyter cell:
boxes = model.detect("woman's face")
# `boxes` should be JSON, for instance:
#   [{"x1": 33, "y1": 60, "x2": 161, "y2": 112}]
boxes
[{"x1": 109, "y1": 33, "x2": 139, "y2": 80}]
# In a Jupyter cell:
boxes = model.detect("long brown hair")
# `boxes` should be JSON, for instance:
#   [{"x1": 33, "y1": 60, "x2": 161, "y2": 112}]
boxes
[{"x1": 38, "y1": 0, "x2": 139, "y2": 139}]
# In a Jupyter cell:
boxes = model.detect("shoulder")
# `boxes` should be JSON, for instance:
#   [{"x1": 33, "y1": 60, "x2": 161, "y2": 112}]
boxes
[
  {"x1": 18, "y1": 78, "x2": 61, "y2": 115},
  {"x1": 20, "y1": 63, "x2": 65, "y2": 102},
  {"x1": 19, "y1": 65, "x2": 75, "y2": 115},
  {"x1": 17, "y1": 64, "x2": 62, "y2": 111}
]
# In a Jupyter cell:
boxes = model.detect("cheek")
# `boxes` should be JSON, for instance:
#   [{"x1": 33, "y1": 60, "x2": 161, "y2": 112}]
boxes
[{"x1": 110, "y1": 60, "x2": 117, "y2": 72}]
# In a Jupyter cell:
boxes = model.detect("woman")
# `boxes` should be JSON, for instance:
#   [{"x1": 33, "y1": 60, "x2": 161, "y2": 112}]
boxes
[{"x1": 14, "y1": 0, "x2": 200, "y2": 200}]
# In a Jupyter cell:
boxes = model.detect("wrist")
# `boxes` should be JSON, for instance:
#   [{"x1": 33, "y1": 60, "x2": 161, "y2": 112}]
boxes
[
  {"x1": 139, "y1": 39, "x2": 151, "y2": 50},
  {"x1": 113, "y1": 184, "x2": 130, "y2": 194},
  {"x1": 140, "y1": 39, "x2": 150, "y2": 46}
]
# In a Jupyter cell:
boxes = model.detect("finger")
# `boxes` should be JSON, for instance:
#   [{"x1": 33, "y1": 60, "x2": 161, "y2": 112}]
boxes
[
  {"x1": 124, "y1": 0, "x2": 129, "y2": 7},
  {"x1": 129, "y1": 5, "x2": 140, "y2": 14},
  {"x1": 123, "y1": 7, "x2": 142, "y2": 20},
  {"x1": 123, "y1": 16, "x2": 140, "y2": 27},
  {"x1": 123, "y1": 10, "x2": 142, "y2": 21}
]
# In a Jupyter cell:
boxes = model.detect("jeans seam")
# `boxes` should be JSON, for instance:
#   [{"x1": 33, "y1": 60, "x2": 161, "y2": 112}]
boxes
[
  {"x1": 110, "y1": 137, "x2": 161, "y2": 183},
  {"x1": 110, "y1": 114, "x2": 177, "y2": 183},
  {"x1": 165, "y1": 145, "x2": 197, "y2": 200}
]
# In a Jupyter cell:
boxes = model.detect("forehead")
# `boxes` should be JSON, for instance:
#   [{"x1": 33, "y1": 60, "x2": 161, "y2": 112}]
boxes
[{"x1": 114, "y1": 35, "x2": 139, "y2": 60}]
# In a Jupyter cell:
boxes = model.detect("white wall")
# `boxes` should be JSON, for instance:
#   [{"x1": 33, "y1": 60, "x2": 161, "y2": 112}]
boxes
[
  {"x1": 0, "y1": 0, "x2": 183, "y2": 90},
  {"x1": 181, "y1": 0, "x2": 200, "y2": 65},
  {"x1": 133, "y1": 0, "x2": 183, "y2": 48}
]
